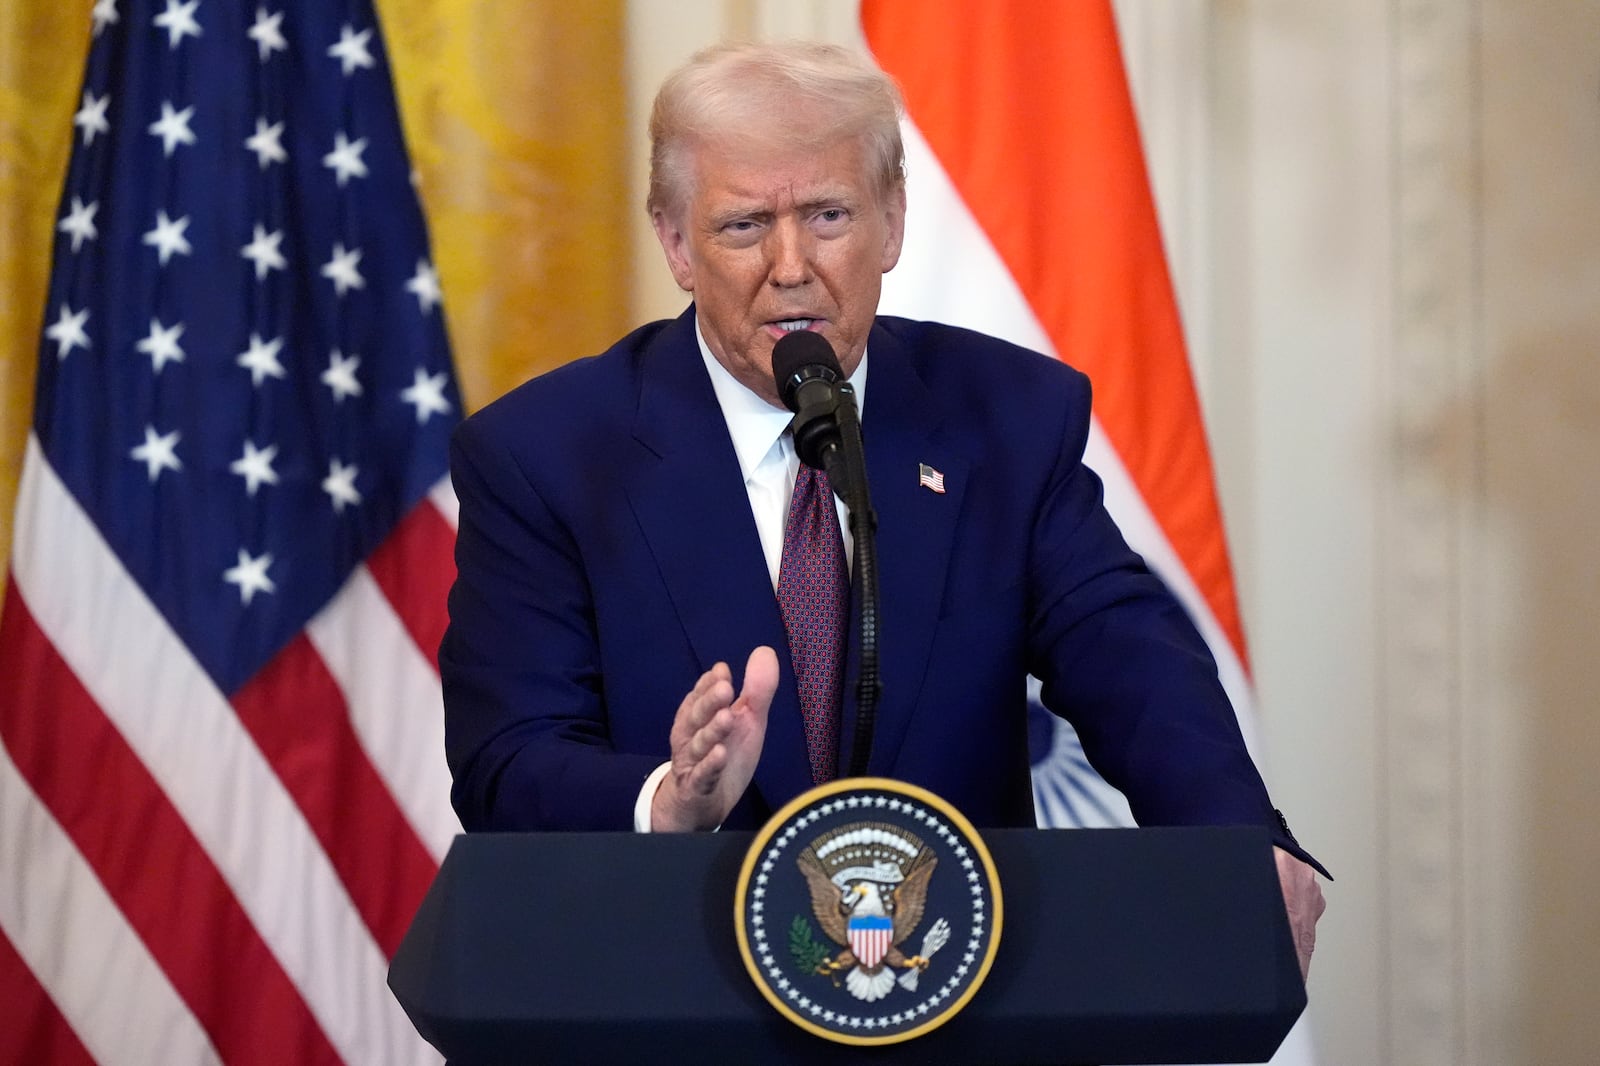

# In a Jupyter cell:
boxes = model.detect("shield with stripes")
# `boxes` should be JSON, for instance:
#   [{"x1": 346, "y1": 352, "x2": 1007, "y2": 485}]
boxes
[{"x1": 847, "y1": 914, "x2": 894, "y2": 969}]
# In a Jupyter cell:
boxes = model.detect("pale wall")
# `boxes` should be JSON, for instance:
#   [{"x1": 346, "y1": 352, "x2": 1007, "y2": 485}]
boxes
[{"x1": 623, "y1": 3, "x2": 1600, "y2": 1064}]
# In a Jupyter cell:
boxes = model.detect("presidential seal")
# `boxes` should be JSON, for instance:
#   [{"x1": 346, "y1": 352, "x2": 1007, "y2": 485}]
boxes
[{"x1": 734, "y1": 778, "x2": 1003, "y2": 1045}]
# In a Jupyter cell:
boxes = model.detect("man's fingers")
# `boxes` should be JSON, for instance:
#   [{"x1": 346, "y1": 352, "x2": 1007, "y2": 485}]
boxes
[
  {"x1": 684, "y1": 742, "x2": 728, "y2": 796},
  {"x1": 1274, "y1": 848, "x2": 1325, "y2": 981},
  {"x1": 654, "y1": 652, "x2": 772, "y2": 833},
  {"x1": 672, "y1": 664, "x2": 733, "y2": 744},
  {"x1": 681, "y1": 707, "x2": 733, "y2": 766}
]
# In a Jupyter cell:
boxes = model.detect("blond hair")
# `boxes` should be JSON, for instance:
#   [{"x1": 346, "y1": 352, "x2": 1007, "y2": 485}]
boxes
[{"x1": 646, "y1": 40, "x2": 906, "y2": 218}]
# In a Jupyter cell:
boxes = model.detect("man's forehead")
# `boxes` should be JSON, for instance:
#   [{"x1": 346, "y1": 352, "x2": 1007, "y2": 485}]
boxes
[
  {"x1": 689, "y1": 133, "x2": 872, "y2": 199},
  {"x1": 703, "y1": 173, "x2": 867, "y2": 216}
]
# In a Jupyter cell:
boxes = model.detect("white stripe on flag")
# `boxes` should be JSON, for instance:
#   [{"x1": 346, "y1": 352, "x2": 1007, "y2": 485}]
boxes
[
  {"x1": 0, "y1": 740, "x2": 222, "y2": 1066},
  {"x1": 880, "y1": 119, "x2": 1258, "y2": 753},
  {"x1": 10, "y1": 436, "x2": 438, "y2": 1066},
  {"x1": 880, "y1": 122, "x2": 1049, "y2": 354},
  {"x1": 428, "y1": 475, "x2": 459, "y2": 531},
  {"x1": 307, "y1": 565, "x2": 460, "y2": 862}
]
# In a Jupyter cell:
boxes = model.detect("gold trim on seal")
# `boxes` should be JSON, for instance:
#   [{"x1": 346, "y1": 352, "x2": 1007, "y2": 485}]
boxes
[{"x1": 733, "y1": 777, "x2": 1004, "y2": 1046}]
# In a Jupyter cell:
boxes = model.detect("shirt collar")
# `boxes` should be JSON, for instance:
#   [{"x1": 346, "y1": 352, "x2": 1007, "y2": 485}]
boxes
[{"x1": 695, "y1": 314, "x2": 868, "y2": 483}]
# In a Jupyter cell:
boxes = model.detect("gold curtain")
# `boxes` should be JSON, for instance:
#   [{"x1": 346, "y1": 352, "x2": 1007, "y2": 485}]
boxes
[
  {"x1": 378, "y1": 0, "x2": 632, "y2": 408},
  {"x1": 0, "y1": 5, "x2": 84, "y2": 599},
  {"x1": 0, "y1": 1, "x2": 630, "y2": 595}
]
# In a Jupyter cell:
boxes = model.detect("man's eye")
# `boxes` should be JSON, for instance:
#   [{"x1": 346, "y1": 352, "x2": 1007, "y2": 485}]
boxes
[{"x1": 817, "y1": 208, "x2": 847, "y2": 223}]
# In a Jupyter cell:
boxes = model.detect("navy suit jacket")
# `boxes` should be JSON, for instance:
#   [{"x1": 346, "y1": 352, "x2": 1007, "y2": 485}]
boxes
[{"x1": 442, "y1": 309, "x2": 1305, "y2": 857}]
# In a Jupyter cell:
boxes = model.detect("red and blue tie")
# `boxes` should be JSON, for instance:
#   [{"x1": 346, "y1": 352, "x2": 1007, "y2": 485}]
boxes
[{"x1": 776, "y1": 463, "x2": 849, "y2": 784}]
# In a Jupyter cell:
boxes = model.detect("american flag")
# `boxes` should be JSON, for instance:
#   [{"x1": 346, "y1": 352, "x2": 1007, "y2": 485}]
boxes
[
  {"x1": 0, "y1": 2, "x2": 459, "y2": 1062},
  {"x1": 916, "y1": 462, "x2": 945, "y2": 494}
]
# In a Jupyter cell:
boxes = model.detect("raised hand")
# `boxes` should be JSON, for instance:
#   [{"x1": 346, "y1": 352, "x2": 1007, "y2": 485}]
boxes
[{"x1": 650, "y1": 646, "x2": 779, "y2": 831}]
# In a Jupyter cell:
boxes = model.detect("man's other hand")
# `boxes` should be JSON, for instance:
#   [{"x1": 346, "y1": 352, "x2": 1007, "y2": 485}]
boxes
[
  {"x1": 1275, "y1": 847, "x2": 1326, "y2": 980},
  {"x1": 650, "y1": 647, "x2": 778, "y2": 832}
]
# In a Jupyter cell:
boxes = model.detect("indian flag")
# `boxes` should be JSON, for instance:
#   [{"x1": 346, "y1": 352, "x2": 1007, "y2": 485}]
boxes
[{"x1": 861, "y1": 1, "x2": 1315, "y2": 1061}]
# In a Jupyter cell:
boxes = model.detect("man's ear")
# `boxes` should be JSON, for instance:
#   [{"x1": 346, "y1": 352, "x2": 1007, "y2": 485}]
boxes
[
  {"x1": 880, "y1": 182, "x2": 908, "y2": 274},
  {"x1": 651, "y1": 209, "x2": 696, "y2": 293}
]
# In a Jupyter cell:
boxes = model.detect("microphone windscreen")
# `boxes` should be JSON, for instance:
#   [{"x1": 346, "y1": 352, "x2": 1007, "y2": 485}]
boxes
[{"x1": 771, "y1": 330, "x2": 842, "y2": 411}]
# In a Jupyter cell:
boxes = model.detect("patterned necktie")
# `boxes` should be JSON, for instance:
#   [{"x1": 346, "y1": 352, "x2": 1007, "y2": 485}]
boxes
[{"x1": 776, "y1": 462, "x2": 849, "y2": 784}]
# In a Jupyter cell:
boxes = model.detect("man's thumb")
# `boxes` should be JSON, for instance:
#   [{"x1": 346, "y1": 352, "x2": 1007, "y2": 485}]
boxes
[{"x1": 740, "y1": 646, "x2": 780, "y2": 716}]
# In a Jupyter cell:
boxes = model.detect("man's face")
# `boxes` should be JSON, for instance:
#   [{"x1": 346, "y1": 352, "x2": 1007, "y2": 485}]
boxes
[{"x1": 651, "y1": 130, "x2": 907, "y2": 408}]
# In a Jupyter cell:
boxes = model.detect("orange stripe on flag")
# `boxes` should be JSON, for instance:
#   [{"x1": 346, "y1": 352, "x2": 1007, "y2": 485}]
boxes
[{"x1": 862, "y1": 0, "x2": 1249, "y2": 669}]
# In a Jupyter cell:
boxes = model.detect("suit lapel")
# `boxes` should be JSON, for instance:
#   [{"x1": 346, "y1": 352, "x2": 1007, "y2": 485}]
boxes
[
  {"x1": 838, "y1": 324, "x2": 969, "y2": 778},
  {"x1": 624, "y1": 310, "x2": 815, "y2": 806}
]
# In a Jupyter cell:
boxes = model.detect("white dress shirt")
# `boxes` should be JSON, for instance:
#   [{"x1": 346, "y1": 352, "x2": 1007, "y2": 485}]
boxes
[{"x1": 632, "y1": 318, "x2": 866, "y2": 830}]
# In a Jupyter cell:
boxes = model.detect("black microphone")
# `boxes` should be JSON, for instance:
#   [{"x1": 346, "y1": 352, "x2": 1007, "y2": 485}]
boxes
[
  {"x1": 771, "y1": 330, "x2": 849, "y2": 474},
  {"x1": 769, "y1": 329, "x2": 881, "y2": 778}
]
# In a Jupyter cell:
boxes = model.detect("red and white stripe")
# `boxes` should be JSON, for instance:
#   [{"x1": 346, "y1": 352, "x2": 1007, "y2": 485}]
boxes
[
  {"x1": 0, "y1": 435, "x2": 459, "y2": 1064},
  {"x1": 848, "y1": 923, "x2": 893, "y2": 970}
]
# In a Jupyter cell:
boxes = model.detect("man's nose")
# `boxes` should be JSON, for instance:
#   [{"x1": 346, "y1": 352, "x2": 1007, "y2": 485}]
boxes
[{"x1": 766, "y1": 218, "x2": 814, "y2": 287}]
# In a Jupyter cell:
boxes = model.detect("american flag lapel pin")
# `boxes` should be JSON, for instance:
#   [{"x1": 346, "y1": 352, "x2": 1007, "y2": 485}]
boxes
[{"x1": 918, "y1": 462, "x2": 946, "y2": 494}]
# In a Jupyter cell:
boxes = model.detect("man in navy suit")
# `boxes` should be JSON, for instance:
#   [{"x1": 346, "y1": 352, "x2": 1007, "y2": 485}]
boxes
[{"x1": 440, "y1": 41, "x2": 1325, "y2": 973}]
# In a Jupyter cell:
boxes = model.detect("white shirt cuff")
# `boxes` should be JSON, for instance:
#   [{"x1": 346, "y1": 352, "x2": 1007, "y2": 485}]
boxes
[{"x1": 633, "y1": 762, "x2": 673, "y2": 832}]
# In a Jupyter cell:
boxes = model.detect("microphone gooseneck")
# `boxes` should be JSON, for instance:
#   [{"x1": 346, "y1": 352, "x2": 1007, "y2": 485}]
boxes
[{"x1": 770, "y1": 330, "x2": 881, "y2": 778}]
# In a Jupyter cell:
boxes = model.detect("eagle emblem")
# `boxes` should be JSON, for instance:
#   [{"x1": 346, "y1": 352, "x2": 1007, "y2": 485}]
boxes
[
  {"x1": 735, "y1": 779, "x2": 1002, "y2": 1045},
  {"x1": 796, "y1": 822, "x2": 953, "y2": 1002}
]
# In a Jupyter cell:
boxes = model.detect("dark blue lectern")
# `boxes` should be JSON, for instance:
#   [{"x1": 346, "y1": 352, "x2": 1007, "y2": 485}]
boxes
[{"x1": 389, "y1": 826, "x2": 1304, "y2": 1064}]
